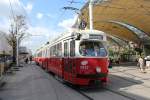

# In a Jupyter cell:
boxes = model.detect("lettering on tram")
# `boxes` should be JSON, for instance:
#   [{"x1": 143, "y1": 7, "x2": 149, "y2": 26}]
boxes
[{"x1": 34, "y1": 30, "x2": 109, "y2": 86}]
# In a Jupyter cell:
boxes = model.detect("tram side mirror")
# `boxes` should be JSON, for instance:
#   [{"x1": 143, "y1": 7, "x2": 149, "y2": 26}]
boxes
[{"x1": 76, "y1": 33, "x2": 81, "y2": 40}]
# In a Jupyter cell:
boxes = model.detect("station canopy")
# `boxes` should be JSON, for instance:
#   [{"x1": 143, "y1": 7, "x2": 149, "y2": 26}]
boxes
[{"x1": 80, "y1": 0, "x2": 150, "y2": 44}]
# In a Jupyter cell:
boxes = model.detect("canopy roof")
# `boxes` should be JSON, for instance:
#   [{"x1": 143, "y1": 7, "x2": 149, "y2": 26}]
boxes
[{"x1": 80, "y1": 0, "x2": 150, "y2": 44}]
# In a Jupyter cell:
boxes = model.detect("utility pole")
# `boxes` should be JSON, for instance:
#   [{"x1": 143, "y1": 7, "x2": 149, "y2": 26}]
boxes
[
  {"x1": 89, "y1": 0, "x2": 93, "y2": 30},
  {"x1": 16, "y1": 19, "x2": 19, "y2": 67},
  {"x1": 16, "y1": 34, "x2": 19, "y2": 66}
]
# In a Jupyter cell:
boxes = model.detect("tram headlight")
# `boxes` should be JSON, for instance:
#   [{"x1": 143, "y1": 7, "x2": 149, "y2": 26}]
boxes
[{"x1": 96, "y1": 67, "x2": 101, "y2": 73}]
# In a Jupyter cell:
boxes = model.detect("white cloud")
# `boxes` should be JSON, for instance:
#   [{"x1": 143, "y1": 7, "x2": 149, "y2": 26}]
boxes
[
  {"x1": 0, "y1": 0, "x2": 31, "y2": 32},
  {"x1": 25, "y1": 3, "x2": 33, "y2": 13},
  {"x1": 0, "y1": 18, "x2": 10, "y2": 32},
  {"x1": 36, "y1": 13, "x2": 43, "y2": 19},
  {"x1": 21, "y1": 25, "x2": 60, "y2": 53},
  {"x1": 46, "y1": 13, "x2": 54, "y2": 19},
  {"x1": 28, "y1": 26, "x2": 50, "y2": 37},
  {"x1": 58, "y1": 15, "x2": 78, "y2": 30},
  {"x1": 0, "y1": 0, "x2": 25, "y2": 17}
]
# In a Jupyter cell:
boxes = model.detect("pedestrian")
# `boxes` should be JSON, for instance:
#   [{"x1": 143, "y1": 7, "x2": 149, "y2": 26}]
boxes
[
  {"x1": 109, "y1": 58, "x2": 113, "y2": 68},
  {"x1": 25, "y1": 58, "x2": 28, "y2": 64},
  {"x1": 138, "y1": 56, "x2": 146, "y2": 73},
  {"x1": 29, "y1": 56, "x2": 32, "y2": 64},
  {"x1": 93, "y1": 46, "x2": 100, "y2": 56},
  {"x1": 80, "y1": 45, "x2": 87, "y2": 56}
]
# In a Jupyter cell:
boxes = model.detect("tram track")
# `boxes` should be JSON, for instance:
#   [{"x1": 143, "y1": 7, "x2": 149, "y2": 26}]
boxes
[
  {"x1": 73, "y1": 88, "x2": 94, "y2": 100},
  {"x1": 69, "y1": 84, "x2": 136, "y2": 100},
  {"x1": 103, "y1": 87, "x2": 136, "y2": 100},
  {"x1": 39, "y1": 65, "x2": 141, "y2": 100},
  {"x1": 75, "y1": 85, "x2": 136, "y2": 100},
  {"x1": 54, "y1": 75, "x2": 137, "y2": 100},
  {"x1": 54, "y1": 75, "x2": 94, "y2": 100},
  {"x1": 48, "y1": 71, "x2": 138, "y2": 100}
]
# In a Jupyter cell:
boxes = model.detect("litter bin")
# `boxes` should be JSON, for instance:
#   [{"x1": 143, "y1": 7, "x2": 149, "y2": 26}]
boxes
[
  {"x1": 146, "y1": 61, "x2": 150, "y2": 67},
  {"x1": 145, "y1": 56, "x2": 150, "y2": 68}
]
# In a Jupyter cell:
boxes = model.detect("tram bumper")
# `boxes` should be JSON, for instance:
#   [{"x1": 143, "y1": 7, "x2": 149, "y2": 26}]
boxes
[
  {"x1": 74, "y1": 73, "x2": 108, "y2": 85},
  {"x1": 76, "y1": 73, "x2": 107, "y2": 78}
]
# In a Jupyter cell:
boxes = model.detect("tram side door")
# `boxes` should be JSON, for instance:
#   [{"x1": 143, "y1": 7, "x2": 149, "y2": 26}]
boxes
[
  {"x1": 63, "y1": 41, "x2": 70, "y2": 81},
  {"x1": 63, "y1": 40, "x2": 75, "y2": 82},
  {"x1": 70, "y1": 40, "x2": 76, "y2": 81}
]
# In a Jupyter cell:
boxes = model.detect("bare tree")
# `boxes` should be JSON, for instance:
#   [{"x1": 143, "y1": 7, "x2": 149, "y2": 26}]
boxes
[{"x1": 6, "y1": 15, "x2": 28, "y2": 63}]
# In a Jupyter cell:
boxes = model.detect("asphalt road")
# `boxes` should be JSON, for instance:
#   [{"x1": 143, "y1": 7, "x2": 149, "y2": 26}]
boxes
[{"x1": 0, "y1": 63, "x2": 150, "y2": 100}]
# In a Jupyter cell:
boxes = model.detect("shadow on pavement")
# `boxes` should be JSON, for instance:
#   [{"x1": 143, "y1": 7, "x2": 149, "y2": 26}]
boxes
[{"x1": 78, "y1": 74, "x2": 149, "y2": 100}]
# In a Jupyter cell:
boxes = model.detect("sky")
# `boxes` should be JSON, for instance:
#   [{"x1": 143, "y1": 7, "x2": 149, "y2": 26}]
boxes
[{"x1": 0, "y1": 0, "x2": 85, "y2": 53}]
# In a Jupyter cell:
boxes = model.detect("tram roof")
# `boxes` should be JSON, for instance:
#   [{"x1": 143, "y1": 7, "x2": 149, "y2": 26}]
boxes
[
  {"x1": 35, "y1": 29, "x2": 107, "y2": 52},
  {"x1": 48, "y1": 29, "x2": 106, "y2": 43},
  {"x1": 80, "y1": 0, "x2": 150, "y2": 44}
]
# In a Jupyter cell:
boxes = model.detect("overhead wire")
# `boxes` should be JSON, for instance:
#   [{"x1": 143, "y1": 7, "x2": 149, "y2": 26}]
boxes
[
  {"x1": 56, "y1": 0, "x2": 75, "y2": 23},
  {"x1": 51, "y1": 0, "x2": 78, "y2": 38}
]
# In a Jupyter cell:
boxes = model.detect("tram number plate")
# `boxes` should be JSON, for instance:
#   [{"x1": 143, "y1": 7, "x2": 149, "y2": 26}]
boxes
[{"x1": 80, "y1": 66, "x2": 89, "y2": 70}]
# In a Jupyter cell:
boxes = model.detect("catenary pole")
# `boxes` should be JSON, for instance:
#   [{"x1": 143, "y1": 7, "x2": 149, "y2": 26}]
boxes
[{"x1": 89, "y1": 0, "x2": 93, "y2": 30}]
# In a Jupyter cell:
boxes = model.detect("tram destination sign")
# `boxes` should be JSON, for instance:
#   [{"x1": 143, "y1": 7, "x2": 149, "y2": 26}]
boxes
[{"x1": 89, "y1": 34, "x2": 103, "y2": 40}]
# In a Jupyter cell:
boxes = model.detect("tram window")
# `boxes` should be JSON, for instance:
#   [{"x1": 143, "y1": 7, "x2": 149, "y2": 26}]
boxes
[
  {"x1": 60, "y1": 43, "x2": 62, "y2": 56},
  {"x1": 49, "y1": 48, "x2": 51, "y2": 57},
  {"x1": 49, "y1": 49, "x2": 51, "y2": 57},
  {"x1": 45, "y1": 50, "x2": 46, "y2": 57},
  {"x1": 64, "y1": 42, "x2": 68, "y2": 57},
  {"x1": 51, "y1": 47, "x2": 53, "y2": 56},
  {"x1": 58, "y1": 43, "x2": 62, "y2": 57},
  {"x1": 40, "y1": 52, "x2": 42, "y2": 57},
  {"x1": 54, "y1": 45, "x2": 57, "y2": 56},
  {"x1": 56, "y1": 44, "x2": 59, "y2": 56},
  {"x1": 79, "y1": 41, "x2": 107, "y2": 57},
  {"x1": 51, "y1": 46, "x2": 54, "y2": 56},
  {"x1": 51, "y1": 46, "x2": 53, "y2": 56},
  {"x1": 46, "y1": 50, "x2": 47, "y2": 57},
  {"x1": 47, "y1": 49, "x2": 49, "y2": 57},
  {"x1": 70, "y1": 40, "x2": 75, "y2": 57}
]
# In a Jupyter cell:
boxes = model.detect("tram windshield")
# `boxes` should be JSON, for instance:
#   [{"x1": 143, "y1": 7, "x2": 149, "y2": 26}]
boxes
[{"x1": 79, "y1": 41, "x2": 107, "y2": 57}]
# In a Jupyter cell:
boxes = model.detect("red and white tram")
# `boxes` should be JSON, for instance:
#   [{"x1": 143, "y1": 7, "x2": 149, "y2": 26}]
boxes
[{"x1": 34, "y1": 30, "x2": 109, "y2": 85}]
